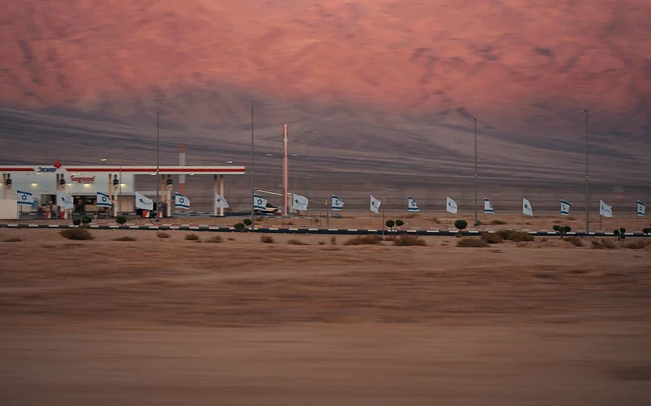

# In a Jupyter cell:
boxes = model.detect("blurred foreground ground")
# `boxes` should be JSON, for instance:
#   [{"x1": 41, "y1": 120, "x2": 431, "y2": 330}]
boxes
[{"x1": 1, "y1": 228, "x2": 650, "y2": 405}]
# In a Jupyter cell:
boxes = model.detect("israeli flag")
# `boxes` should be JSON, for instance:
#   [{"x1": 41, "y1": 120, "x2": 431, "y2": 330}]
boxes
[
  {"x1": 97, "y1": 192, "x2": 112, "y2": 208},
  {"x1": 599, "y1": 200, "x2": 613, "y2": 218},
  {"x1": 135, "y1": 192, "x2": 153, "y2": 210},
  {"x1": 292, "y1": 194, "x2": 309, "y2": 211},
  {"x1": 446, "y1": 197, "x2": 457, "y2": 214},
  {"x1": 16, "y1": 190, "x2": 33, "y2": 205},
  {"x1": 175, "y1": 192, "x2": 190, "y2": 209},
  {"x1": 254, "y1": 194, "x2": 268, "y2": 211},
  {"x1": 408, "y1": 196, "x2": 419, "y2": 212},
  {"x1": 370, "y1": 195, "x2": 381, "y2": 214},
  {"x1": 57, "y1": 191, "x2": 74, "y2": 209},
  {"x1": 560, "y1": 199, "x2": 572, "y2": 216},
  {"x1": 215, "y1": 194, "x2": 230, "y2": 209},
  {"x1": 484, "y1": 197, "x2": 494, "y2": 214},
  {"x1": 523, "y1": 198, "x2": 533, "y2": 217},
  {"x1": 637, "y1": 200, "x2": 645, "y2": 216},
  {"x1": 331, "y1": 195, "x2": 345, "y2": 211}
]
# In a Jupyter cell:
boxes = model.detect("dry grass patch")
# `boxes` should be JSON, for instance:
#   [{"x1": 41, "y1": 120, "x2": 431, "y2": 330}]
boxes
[
  {"x1": 481, "y1": 232, "x2": 503, "y2": 244},
  {"x1": 3, "y1": 237, "x2": 23, "y2": 242},
  {"x1": 490, "y1": 219, "x2": 507, "y2": 225},
  {"x1": 393, "y1": 235, "x2": 427, "y2": 246},
  {"x1": 156, "y1": 231, "x2": 171, "y2": 239},
  {"x1": 261, "y1": 235, "x2": 275, "y2": 244},
  {"x1": 185, "y1": 233, "x2": 200, "y2": 241},
  {"x1": 113, "y1": 236, "x2": 137, "y2": 241},
  {"x1": 624, "y1": 240, "x2": 650, "y2": 250},
  {"x1": 591, "y1": 239, "x2": 616, "y2": 249},
  {"x1": 205, "y1": 235, "x2": 223, "y2": 243},
  {"x1": 344, "y1": 235, "x2": 382, "y2": 246},
  {"x1": 287, "y1": 239, "x2": 309, "y2": 245},
  {"x1": 59, "y1": 228, "x2": 94, "y2": 240},
  {"x1": 564, "y1": 236, "x2": 584, "y2": 247},
  {"x1": 456, "y1": 238, "x2": 489, "y2": 248}
]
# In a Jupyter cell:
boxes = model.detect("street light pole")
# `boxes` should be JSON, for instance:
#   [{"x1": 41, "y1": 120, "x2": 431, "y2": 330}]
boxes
[
  {"x1": 473, "y1": 117, "x2": 478, "y2": 226},
  {"x1": 582, "y1": 109, "x2": 589, "y2": 234},
  {"x1": 156, "y1": 111, "x2": 161, "y2": 221},
  {"x1": 301, "y1": 130, "x2": 316, "y2": 199},
  {"x1": 118, "y1": 154, "x2": 123, "y2": 216},
  {"x1": 251, "y1": 103, "x2": 255, "y2": 228}
]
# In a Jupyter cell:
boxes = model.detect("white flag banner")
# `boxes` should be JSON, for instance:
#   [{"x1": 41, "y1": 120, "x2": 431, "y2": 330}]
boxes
[
  {"x1": 292, "y1": 194, "x2": 309, "y2": 211},
  {"x1": 57, "y1": 191, "x2": 74, "y2": 210},
  {"x1": 175, "y1": 192, "x2": 190, "y2": 209},
  {"x1": 523, "y1": 198, "x2": 534, "y2": 217},
  {"x1": 637, "y1": 200, "x2": 645, "y2": 216},
  {"x1": 408, "y1": 196, "x2": 419, "y2": 212},
  {"x1": 484, "y1": 197, "x2": 494, "y2": 214},
  {"x1": 135, "y1": 192, "x2": 153, "y2": 210},
  {"x1": 331, "y1": 195, "x2": 345, "y2": 211},
  {"x1": 254, "y1": 194, "x2": 268, "y2": 211},
  {"x1": 560, "y1": 199, "x2": 572, "y2": 216},
  {"x1": 370, "y1": 195, "x2": 381, "y2": 214},
  {"x1": 16, "y1": 190, "x2": 33, "y2": 205},
  {"x1": 600, "y1": 200, "x2": 613, "y2": 218},
  {"x1": 215, "y1": 194, "x2": 230, "y2": 208},
  {"x1": 446, "y1": 197, "x2": 457, "y2": 214},
  {"x1": 97, "y1": 192, "x2": 112, "y2": 208}
]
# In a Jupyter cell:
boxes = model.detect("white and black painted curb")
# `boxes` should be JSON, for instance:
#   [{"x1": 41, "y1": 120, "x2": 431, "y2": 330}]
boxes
[{"x1": 1, "y1": 223, "x2": 649, "y2": 238}]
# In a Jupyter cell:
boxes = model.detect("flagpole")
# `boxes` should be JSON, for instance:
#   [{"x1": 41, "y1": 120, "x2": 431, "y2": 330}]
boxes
[
  {"x1": 251, "y1": 103, "x2": 255, "y2": 229},
  {"x1": 156, "y1": 111, "x2": 160, "y2": 222},
  {"x1": 582, "y1": 109, "x2": 589, "y2": 235},
  {"x1": 473, "y1": 116, "x2": 478, "y2": 227}
]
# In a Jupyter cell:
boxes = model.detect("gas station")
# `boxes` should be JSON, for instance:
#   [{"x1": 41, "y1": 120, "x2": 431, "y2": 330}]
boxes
[{"x1": 0, "y1": 162, "x2": 246, "y2": 219}]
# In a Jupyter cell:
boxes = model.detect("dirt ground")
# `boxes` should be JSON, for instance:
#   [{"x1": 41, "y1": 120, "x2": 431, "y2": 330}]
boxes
[{"x1": 1, "y1": 228, "x2": 650, "y2": 405}]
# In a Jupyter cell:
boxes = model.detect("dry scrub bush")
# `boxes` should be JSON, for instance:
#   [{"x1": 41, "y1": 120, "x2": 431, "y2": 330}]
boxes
[
  {"x1": 456, "y1": 238, "x2": 489, "y2": 248},
  {"x1": 330, "y1": 236, "x2": 337, "y2": 245},
  {"x1": 185, "y1": 233, "x2": 200, "y2": 241},
  {"x1": 3, "y1": 237, "x2": 22, "y2": 242},
  {"x1": 260, "y1": 235, "x2": 275, "y2": 244},
  {"x1": 491, "y1": 220, "x2": 507, "y2": 225},
  {"x1": 496, "y1": 230, "x2": 534, "y2": 242},
  {"x1": 624, "y1": 240, "x2": 650, "y2": 250},
  {"x1": 287, "y1": 239, "x2": 309, "y2": 245},
  {"x1": 344, "y1": 235, "x2": 382, "y2": 246},
  {"x1": 59, "y1": 228, "x2": 94, "y2": 240},
  {"x1": 481, "y1": 233, "x2": 503, "y2": 244},
  {"x1": 564, "y1": 237, "x2": 584, "y2": 247},
  {"x1": 156, "y1": 231, "x2": 171, "y2": 239},
  {"x1": 393, "y1": 235, "x2": 427, "y2": 246},
  {"x1": 205, "y1": 235, "x2": 223, "y2": 243},
  {"x1": 318, "y1": 241, "x2": 326, "y2": 245},
  {"x1": 591, "y1": 239, "x2": 616, "y2": 249},
  {"x1": 113, "y1": 236, "x2": 137, "y2": 241}
]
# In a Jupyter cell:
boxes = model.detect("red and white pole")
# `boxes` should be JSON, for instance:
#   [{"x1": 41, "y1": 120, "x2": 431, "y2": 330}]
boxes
[{"x1": 283, "y1": 124, "x2": 289, "y2": 215}]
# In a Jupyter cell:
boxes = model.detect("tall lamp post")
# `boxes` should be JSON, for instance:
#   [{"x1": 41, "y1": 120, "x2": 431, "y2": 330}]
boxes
[
  {"x1": 101, "y1": 155, "x2": 123, "y2": 215},
  {"x1": 251, "y1": 103, "x2": 255, "y2": 228},
  {"x1": 156, "y1": 111, "x2": 161, "y2": 221},
  {"x1": 300, "y1": 130, "x2": 316, "y2": 199},
  {"x1": 473, "y1": 117, "x2": 478, "y2": 226},
  {"x1": 582, "y1": 109, "x2": 589, "y2": 234}
]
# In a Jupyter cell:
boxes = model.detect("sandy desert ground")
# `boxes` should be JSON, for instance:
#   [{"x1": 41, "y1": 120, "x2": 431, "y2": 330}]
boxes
[{"x1": 1, "y1": 227, "x2": 650, "y2": 405}]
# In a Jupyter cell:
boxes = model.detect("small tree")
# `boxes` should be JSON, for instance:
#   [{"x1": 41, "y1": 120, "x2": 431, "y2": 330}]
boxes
[
  {"x1": 115, "y1": 215, "x2": 127, "y2": 225},
  {"x1": 385, "y1": 219, "x2": 395, "y2": 232},
  {"x1": 72, "y1": 218, "x2": 81, "y2": 227},
  {"x1": 396, "y1": 219, "x2": 404, "y2": 229},
  {"x1": 643, "y1": 227, "x2": 651, "y2": 235},
  {"x1": 454, "y1": 220, "x2": 468, "y2": 234},
  {"x1": 553, "y1": 225, "x2": 562, "y2": 238},
  {"x1": 619, "y1": 227, "x2": 626, "y2": 240},
  {"x1": 243, "y1": 218, "x2": 252, "y2": 227},
  {"x1": 613, "y1": 229, "x2": 622, "y2": 240},
  {"x1": 563, "y1": 226, "x2": 571, "y2": 234},
  {"x1": 234, "y1": 222, "x2": 245, "y2": 231},
  {"x1": 81, "y1": 216, "x2": 92, "y2": 228}
]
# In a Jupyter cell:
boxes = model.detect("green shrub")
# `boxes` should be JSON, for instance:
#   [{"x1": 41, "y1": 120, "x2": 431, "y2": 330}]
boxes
[
  {"x1": 234, "y1": 222, "x2": 246, "y2": 231},
  {"x1": 385, "y1": 219, "x2": 395, "y2": 229},
  {"x1": 243, "y1": 218, "x2": 252, "y2": 227},
  {"x1": 261, "y1": 235, "x2": 274, "y2": 244},
  {"x1": 344, "y1": 235, "x2": 382, "y2": 246},
  {"x1": 454, "y1": 220, "x2": 468, "y2": 232},
  {"x1": 81, "y1": 216, "x2": 92, "y2": 225},
  {"x1": 73, "y1": 218, "x2": 81, "y2": 226},
  {"x1": 185, "y1": 233, "x2": 200, "y2": 241},
  {"x1": 115, "y1": 216, "x2": 127, "y2": 225},
  {"x1": 393, "y1": 235, "x2": 426, "y2": 246},
  {"x1": 157, "y1": 231, "x2": 171, "y2": 239},
  {"x1": 396, "y1": 219, "x2": 404, "y2": 227},
  {"x1": 481, "y1": 232, "x2": 503, "y2": 244},
  {"x1": 113, "y1": 236, "x2": 137, "y2": 241},
  {"x1": 59, "y1": 228, "x2": 94, "y2": 240},
  {"x1": 287, "y1": 238, "x2": 309, "y2": 245},
  {"x1": 456, "y1": 238, "x2": 489, "y2": 247},
  {"x1": 643, "y1": 227, "x2": 651, "y2": 235},
  {"x1": 205, "y1": 235, "x2": 223, "y2": 243},
  {"x1": 564, "y1": 226, "x2": 572, "y2": 233}
]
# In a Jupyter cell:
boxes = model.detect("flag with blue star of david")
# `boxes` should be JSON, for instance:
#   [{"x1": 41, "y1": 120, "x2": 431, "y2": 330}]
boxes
[
  {"x1": 97, "y1": 192, "x2": 112, "y2": 207},
  {"x1": 215, "y1": 194, "x2": 230, "y2": 209},
  {"x1": 560, "y1": 199, "x2": 572, "y2": 216},
  {"x1": 16, "y1": 190, "x2": 33, "y2": 205},
  {"x1": 408, "y1": 196, "x2": 419, "y2": 212},
  {"x1": 637, "y1": 200, "x2": 645, "y2": 217},
  {"x1": 175, "y1": 192, "x2": 190, "y2": 209},
  {"x1": 134, "y1": 192, "x2": 153, "y2": 210},
  {"x1": 331, "y1": 195, "x2": 344, "y2": 211},
  {"x1": 523, "y1": 198, "x2": 533, "y2": 217},
  {"x1": 254, "y1": 194, "x2": 268, "y2": 211},
  {"x1": 484, "y1": 197, "x2": 494, "y2": 214}
]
